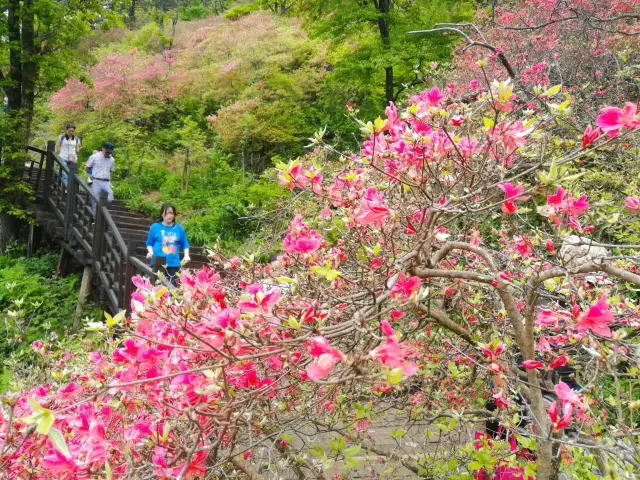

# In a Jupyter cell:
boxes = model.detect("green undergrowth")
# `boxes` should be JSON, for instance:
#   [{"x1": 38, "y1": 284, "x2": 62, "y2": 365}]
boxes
[{"x1": 0, "y1": 248, "x2": 102, "y2": 393}]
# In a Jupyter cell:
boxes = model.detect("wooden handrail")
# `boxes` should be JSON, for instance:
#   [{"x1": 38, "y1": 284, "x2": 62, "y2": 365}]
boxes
[
  {"x1": 30, "y1": 140, "x2": 186, "y2": 314},
  {"x1": 128, "y1": 256, "x2": 175, "y2": 290},
  {"x1": 102, "y1": 206, "x2": 128, "y2": 258},
  {"x1": 26, "y1": 145, "x2": 47, "y2": 155}
]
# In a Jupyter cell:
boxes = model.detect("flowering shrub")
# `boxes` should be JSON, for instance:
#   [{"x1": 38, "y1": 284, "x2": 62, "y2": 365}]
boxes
[
  {"x1": 7, "y1": 71, "x2": 640, "y2": 479},
  {"x1": 432, "y1": 0, "x2": 640, "y2": 122}
]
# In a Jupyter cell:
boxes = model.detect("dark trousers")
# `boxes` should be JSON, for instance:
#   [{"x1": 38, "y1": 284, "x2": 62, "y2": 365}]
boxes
[{"x1": 152, "y1": 265, "x2": 180, "y2": 285}]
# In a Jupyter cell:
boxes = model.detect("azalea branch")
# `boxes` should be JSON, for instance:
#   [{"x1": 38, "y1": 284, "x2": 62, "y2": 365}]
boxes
[
  {"x1": 408, "y1": 24, "x2": 517, "y2": 79},
  {"x1": 229, "y1": 456, "x2": 265, "y2": 480},
  {"x1": 416, "y1": 303, "x2": 475, "y2": 345}
]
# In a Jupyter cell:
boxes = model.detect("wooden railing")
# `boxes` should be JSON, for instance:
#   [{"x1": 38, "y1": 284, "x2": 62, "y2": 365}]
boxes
[{"x1": 32, "y1": 141, "x2": 173, "y2": 313}]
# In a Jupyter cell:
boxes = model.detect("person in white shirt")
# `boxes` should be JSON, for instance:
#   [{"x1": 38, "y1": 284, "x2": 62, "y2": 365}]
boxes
[
  {"x1": 55, "y1": 124, "x2": 81, "y2": 185},
  {"x1": 85, "y1": 142, "x2": 115, "y2": 213}
]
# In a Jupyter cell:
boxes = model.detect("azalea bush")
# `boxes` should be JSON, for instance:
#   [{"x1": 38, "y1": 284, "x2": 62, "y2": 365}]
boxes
[
  {"x1": 410, "y1": 0, "x2": 640, "y2": 138},
  {"x1": 3, "y1": 71, "x2": 640, "y2": 480}
]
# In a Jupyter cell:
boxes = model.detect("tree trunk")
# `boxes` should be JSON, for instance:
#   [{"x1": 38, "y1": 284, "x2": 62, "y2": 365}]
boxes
[
  {"x1": 7, "y1": 0, "x2": 22, "y2": 112},
  {"x1": 0, "y1": 214, "x2": 17, "y2": 254},
  {"x1": 375, "y1": 0, "x2": 394, "y2": 105},
  {"x1": 129, "y1": 0, "x2": 137, "y2": 27},
  {"x1": 73, "y1": 265, "x2": 93, "y2": 332},
  {"x1": 385, "y1": 66, "x2": 394, "y2": 105},
  {"x1": 20, "y1": 0, "x2": 37, "y2": 145}
]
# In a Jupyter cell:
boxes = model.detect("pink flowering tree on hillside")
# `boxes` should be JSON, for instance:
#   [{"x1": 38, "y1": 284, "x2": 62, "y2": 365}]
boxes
[
  {"x1": 49, "y1": 49, "x2": 177, "y2": 120},
  {"x1": 3, "y1": 72, "x2": 640, "y2": 479}
]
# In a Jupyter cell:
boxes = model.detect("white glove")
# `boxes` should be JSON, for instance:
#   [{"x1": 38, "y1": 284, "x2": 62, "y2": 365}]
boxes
[{"x1": 146, "y1": 247, "x2": 153, "y2": 260}]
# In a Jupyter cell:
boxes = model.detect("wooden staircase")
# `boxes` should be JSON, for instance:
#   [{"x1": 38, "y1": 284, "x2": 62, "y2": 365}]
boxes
[{"x1": 24, "y1": 143, "x2": 209, "y2": 313}]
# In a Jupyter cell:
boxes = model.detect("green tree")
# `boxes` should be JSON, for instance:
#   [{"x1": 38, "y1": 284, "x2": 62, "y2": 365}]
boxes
[
  {"x1": 0, "y1": 0, "x2": 124, "y2": 248},
  {"x1": 300, "y1": 0, "x2": 475, "y2": 118}
]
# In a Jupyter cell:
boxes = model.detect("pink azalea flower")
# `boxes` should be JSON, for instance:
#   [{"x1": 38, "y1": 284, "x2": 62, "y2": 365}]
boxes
[
  {"x1": 581, "y1": 125, "x2": 600, "y2": 148},
  {"x1": 370, "y1": 320, "x2": 418, "y2": 377},
  {"x1": 492, "y1": 389, "x2": 510, "y2": 409},
  {"x1": 354, "y1": 187, "x2": 391, "y2": 229},
  {"x1": 390, "y1": 273, "x2": 421, "y2": 300},
  {"x1": 624, "y1": 196, "x2": 640, "y2": 213},
  {"x1": 424, "y1": 87, "x2": 446, "y2": 106},
  {"x1": 450, "y1": 115, "x2": 465, "y2": 126},
  {"x1": 548, "y1": 401, "x2": 573, "y2": 431},
  {"x1": 284, "y1": 214, "x2": 325, "y2": 254},
  {"x1": 306, "y1": 337, "x2": 346, "y2": 382},
  {"x1": 596, "y1": 102, "x2": 640, "y2": 137},
  {"x1": 575, "y1": 296, "x2": 614, "y2": 338},
  {"x1": 479, "y1": 342, "x2": 505, "y2": 362},
  {"x1": 499, "y1": 183, "x2": 529, "y2": 215}
]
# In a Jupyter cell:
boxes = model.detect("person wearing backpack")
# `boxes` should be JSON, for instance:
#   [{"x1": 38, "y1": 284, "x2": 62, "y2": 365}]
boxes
[{"x1": 55, "y1": 124, "x2": 82, "y2": 185}]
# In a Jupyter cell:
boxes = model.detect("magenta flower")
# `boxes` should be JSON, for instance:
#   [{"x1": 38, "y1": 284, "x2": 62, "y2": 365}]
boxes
[
  {"x1": 575, "y1": 296, "x2": 614, "y2": 338},
  {"x1": 581, "y1": 125, "x2": 600, "y2": 149},
  {"x1": 499, "y1": 183, "x2": 529, "y2": 215},
  {"x1": 354, "y1": 187, "x2": 391, "y2": 229},
  {"x1": 306, "y1": 337, "x2": 346, "y2": 381},
  {"x1": 596, "y1": 102, "x2": 640, "y2": 137},
  {"x1": 624, "y1": 196, "x2": 640, "y2": 213},
  {"x1": 390, "y1": 273, "x2": 421, "y2": 300},
  {"x1": 370, "y1": 320, "x2": 418, "y2": 377}
]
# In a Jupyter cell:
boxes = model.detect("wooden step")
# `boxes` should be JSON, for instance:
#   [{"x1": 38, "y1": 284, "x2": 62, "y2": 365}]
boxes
[{"x1": 109, "y1": 211, "x2": 153, "y2": 224}]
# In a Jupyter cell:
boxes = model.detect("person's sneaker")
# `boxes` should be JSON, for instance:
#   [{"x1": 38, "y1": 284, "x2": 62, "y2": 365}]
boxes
[{"x1": 87, "y1": 177, "x2": 93, "y2": 185}]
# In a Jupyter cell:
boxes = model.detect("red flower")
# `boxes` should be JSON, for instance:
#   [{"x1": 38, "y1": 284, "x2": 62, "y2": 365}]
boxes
[
  {"x1": 581, "y1": 125, "x2": 600, "y2": 148},
  {"x1": 550, "y1": 356, "x2": 569, "y2": 370},
  {"x1": 522, "y1": 360, "x2": 545, "y2": 370}
]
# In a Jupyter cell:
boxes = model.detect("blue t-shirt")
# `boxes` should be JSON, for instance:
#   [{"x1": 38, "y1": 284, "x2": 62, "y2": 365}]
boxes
[{"x1": 146, "y1": 222, "x2": 189, "y2": 268}]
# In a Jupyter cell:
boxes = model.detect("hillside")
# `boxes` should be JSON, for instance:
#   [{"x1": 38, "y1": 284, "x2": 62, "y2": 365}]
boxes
[{"x1": 38, "y1": 4, "x2": 470, "y2": 249}]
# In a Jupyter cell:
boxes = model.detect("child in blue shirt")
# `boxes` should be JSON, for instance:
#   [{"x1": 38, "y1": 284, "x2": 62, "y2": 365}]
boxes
[{"x1": 146, "y1": 203, "x2": 190, "y2": 284}]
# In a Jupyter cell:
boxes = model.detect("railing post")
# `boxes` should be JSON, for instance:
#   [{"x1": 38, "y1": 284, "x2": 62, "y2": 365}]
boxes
[
  {"x1": 43, "y1": 141, "x2": 55, "y2": 204},
  {"x1": 123, "y1": 241, "x2": 136, "y2": 312},
  {"x1": 64, "y1": 163, "x2": 79, "y2": 234},
  {"x1": 93, "y1": 192, "x2": 108, "y2": 266}
]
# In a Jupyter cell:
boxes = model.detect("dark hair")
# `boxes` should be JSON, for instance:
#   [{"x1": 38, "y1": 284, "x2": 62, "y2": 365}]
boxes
[
  {"x1": 64, "y1": 124, "x2": 77, "y2": 141},
  {"x1": 160, "y1": 203, "x2": 177, "y2": 223}
]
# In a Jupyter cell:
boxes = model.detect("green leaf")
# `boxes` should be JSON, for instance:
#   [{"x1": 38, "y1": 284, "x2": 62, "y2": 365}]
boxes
[
  {"x1": 288, "y1": 316, "x2": 300, "y2": 330},
  {"x1": 386, "y1": 368, "x2": 404, "y2": 386},
  {"x1": 105, "y1": 461, "x2": 113, "y2": 480},
  {"x1": 344, "y1": 456, "x2": 360, "y2": 468},
  {"x1": 544, "y1": 84, "x2": 562, "y2": 97},
  {"x1": 48, "y1": 427, "x2": 71, "y2": 458},
  {"x1": 343, "y1": 445, "x2": 361, "y2": 457},
  {"x1": 483, "y1": 118, "x2": 495, "y2": 131},
  {"x1": 22, "y1": 399, "x2": 56, "y2": 435},
  {"x1": 309, "y1": 445, "x2": 325, "y2": 457},
  {"x1": 516, "y1": 434, "x2": 531, "y2": 449},
  {"x1": 281, "y1": 433, "x2": 294, "y2": 443},
  {"x1": 468, "y1": 462, "x2": 483, "y2": 471},
  {"x1": 104, "y1": 309, "x2": 126, "y2": 328},
  {"x1": 391, "y1": 428, "x2": 407, "y2": 439},
  {"x1": 310, "y1": 266, "x2": 342, "y2": 282}
]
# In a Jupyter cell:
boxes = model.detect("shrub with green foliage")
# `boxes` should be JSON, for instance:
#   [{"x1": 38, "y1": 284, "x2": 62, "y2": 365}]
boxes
[
  {"x1": 224, "y1": 3, "x2": 260, "y2": 20},
  {"x1": 0, "y1": 252, "x2": 102, "y2": 392}
]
